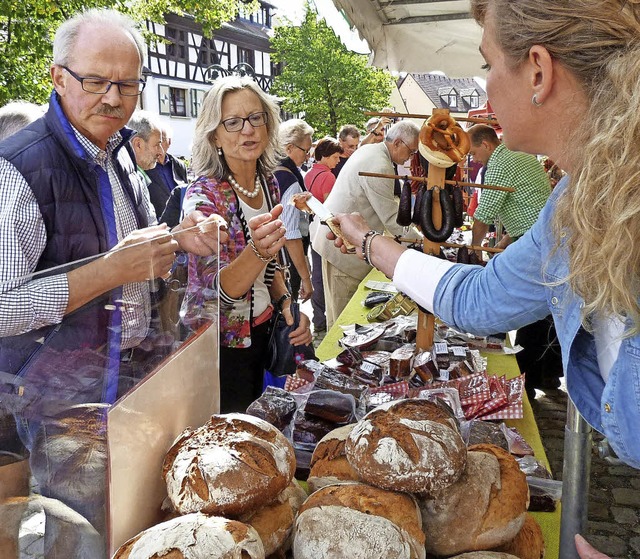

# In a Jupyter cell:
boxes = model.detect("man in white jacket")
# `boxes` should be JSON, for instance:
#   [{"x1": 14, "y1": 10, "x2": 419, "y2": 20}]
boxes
[{"x1": 311, "y1": 120, "x2": 421, "y2": 327}]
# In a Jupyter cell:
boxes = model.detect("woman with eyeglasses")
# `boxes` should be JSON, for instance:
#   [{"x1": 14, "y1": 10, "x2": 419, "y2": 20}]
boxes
[
  {"x1": 274, "y1": 119, "x2": 315, "y2": 303},
  {"x1": 183, "y1": 76, "x2": 312, "y2": 413}
]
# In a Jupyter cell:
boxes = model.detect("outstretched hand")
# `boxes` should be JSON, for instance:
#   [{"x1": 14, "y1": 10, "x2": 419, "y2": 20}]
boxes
[
  {"x1": 248, "y1": 204, "x2": 287, "y2": 261},
  {"x1": 174, "y1": 211, "x2": 228, "y2": 256},
  {"x1": 326, "y1": 212, "x2": 372, "y2": 257},
  {"x1": 575, "y1": 535, "x2": 610, "y2": 559}
]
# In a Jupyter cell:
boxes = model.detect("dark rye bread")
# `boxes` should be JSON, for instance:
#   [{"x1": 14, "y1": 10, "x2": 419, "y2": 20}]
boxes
[
  {"x1": 112, "y1": 514, "x2": 265, "y2": 559},
  {"x1": 345, "y1": 399, "x2": 466, "y2": 495},
  {"x1": 308, "y1": 424, "x2": 361, "y2": 491},
  {"x1": 162, "y1": 413, "x2": 295, "y2": 516},
  {"x1": 293, "y1": 483, "x2": 425, "y2": 559},
  {"x1": 418, "y1": 444, "x2": 529, "y2": 556}
]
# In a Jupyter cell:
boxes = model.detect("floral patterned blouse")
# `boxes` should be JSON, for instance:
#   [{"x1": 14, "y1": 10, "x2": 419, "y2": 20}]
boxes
[{"x1": 182, "y1": 173, "x2": 281, "y2": 348}]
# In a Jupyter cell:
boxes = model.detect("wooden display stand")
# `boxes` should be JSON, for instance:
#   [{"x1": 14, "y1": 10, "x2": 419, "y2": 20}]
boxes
[{"x1": 416, "y1": 109, "x2": 449, "y2": 351}]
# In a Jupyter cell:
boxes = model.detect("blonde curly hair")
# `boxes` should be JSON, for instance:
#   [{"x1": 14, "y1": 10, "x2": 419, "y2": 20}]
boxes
[{"x1": 471, "y1": 0, "x2": 640, "y2": 334}]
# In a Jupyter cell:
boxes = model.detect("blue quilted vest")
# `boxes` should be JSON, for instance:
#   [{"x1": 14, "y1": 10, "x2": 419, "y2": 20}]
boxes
[{"x1": 0, "y1": 92, "x2": 148, "y2": 407}]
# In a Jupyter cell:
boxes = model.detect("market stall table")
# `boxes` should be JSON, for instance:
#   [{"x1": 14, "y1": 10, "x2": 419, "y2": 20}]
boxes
[{"x1": 316, "y1": 269, "x2": 561, "y2": 559}]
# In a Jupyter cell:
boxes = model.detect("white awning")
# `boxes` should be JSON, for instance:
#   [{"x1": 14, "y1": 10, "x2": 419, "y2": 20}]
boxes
[{"x1": 330, "y1": 0, "x2": 484, "y2": 77}]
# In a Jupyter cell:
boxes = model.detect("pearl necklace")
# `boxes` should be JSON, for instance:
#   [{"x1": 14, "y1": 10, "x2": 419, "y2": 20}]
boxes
[{"x1": 228, "y1": 173, "x2": 261, "y2": 198}]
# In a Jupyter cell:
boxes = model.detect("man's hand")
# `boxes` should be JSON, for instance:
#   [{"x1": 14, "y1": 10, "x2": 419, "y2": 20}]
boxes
[
  {"x1": 575, "y1": 535, "x2": 610, "y2": 559},
  {"x1": 107, "y1": 224, "x2": 179, "y2": 283},
  {"x1": 298, "y1": 277, "x2": 313, "y2": 302},
  {"x1": 327, "y1": 212, "x2": 372, "y2": 257},
  {"x1": 174, "y1": 211, "x2": 228, "y2": 256}
]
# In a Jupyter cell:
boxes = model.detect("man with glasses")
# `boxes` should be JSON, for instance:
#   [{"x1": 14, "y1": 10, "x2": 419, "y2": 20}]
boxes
[
  {"x1": 332, "y1": 124, "x2": 361, "y2": 178},
  {"x1": 0, "y1": 9, "x2": 222, "y2": 530},
  {"x1": 310, "y1": 120, "x2": 421, "y2": 328}
]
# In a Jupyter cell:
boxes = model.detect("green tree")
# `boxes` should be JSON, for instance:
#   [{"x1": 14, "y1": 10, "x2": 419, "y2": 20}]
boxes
[
  {"x1": 0, "y1": 0, "x2": 259, "y2": 106},
  {"x1": 270, "y1": 5, "x2": 394, "y2": 138}
]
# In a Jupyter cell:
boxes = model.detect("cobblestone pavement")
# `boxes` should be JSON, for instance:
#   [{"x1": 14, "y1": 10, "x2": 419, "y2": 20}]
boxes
[{"x1": 530, "y1": 386, "x2": 640, "y2": 559}]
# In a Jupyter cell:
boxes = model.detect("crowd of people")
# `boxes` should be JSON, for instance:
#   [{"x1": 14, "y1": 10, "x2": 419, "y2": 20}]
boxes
[{"x1": 0, "y1": 1, "x2": 639, "y2": 557}]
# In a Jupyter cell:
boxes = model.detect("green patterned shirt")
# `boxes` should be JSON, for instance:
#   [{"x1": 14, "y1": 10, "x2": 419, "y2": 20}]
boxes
[{"x1": 474, "y1": 143, "x2": 551, "y2": 238}]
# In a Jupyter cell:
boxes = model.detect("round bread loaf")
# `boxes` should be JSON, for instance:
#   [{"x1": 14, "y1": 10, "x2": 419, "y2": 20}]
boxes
[
  {"x1": 449, "y1": 553, "x2": 519, "y2": 559},
  {"x1": 308, "y1": 424, "x2": 361, "y2": 492},
  {"x1": 344, "y1": 399, "x2": 466, "y2": 494},
  {"x1": 239, "y1": 481, "x2": 308, "y2": 556},
  {"x1": 112, "y1": 514, "x2": 264, "y2": 559},
  {"x1": 495, "y1": 514, "x2": 545, "y2": 559},
  {"x1": 293, "y1": 483, "x2": 425, "y2": 559},
  {"x1": 418, "y1": 444, "x2": 529, "y2": 556},
  {"x1": 162, "y1": 413, "x2": 295, "y2": 516}
]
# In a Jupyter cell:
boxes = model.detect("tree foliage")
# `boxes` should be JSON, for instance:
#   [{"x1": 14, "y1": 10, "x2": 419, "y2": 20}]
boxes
[
  {"x1": 269, "y1": 5, "x2": 394, "y2": 138},
  {"x1": 0, "y1": 0, "x2": 259, "y2": 106}
]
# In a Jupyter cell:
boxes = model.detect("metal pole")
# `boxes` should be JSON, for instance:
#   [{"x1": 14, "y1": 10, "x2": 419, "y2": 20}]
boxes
[{"x1": 559, "y1": 399, "x2": 592, "y2": 559}]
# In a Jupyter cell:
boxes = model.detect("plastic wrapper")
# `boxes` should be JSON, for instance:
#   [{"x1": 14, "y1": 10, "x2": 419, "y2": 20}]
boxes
[
  {"x1": 460, "y1": 419, "x2": 509, "y2": 451},
  {"x1": 245, "y1": 386, "x2": 298, "y2": 434},
  {"x1": 416, "y1": 386, "x2": 465, "y2": 421}
]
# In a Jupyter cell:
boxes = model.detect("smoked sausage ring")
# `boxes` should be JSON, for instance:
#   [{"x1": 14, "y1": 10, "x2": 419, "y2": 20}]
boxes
[{"x1": 418, "y1": 114, "x2": 470, "y2": 168}]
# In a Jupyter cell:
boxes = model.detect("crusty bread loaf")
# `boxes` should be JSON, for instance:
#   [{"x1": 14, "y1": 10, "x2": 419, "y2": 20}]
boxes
[
  {"x1": 495, "y1": 514, "x2": 545, "y2": 559},
  {"x1": 293, "y1": 483, "x2": 425, "y2": 559},
  {"x1": 308, "y1": 424, "x2": 361, "y2": 492},
  {"x1": 345, "y1": 399, "x2": 466, "y2": 494},
  {"x1": 162, "y1": 413, "x2": 295, "y2": 516},
  {"x1": 418, "y1": 444, "x2": 529, "y2": 556},
  {"x1": 239, "y1": 481, "x2": 308, "y2": 556},
  {"x1": 113, "y1": 514, "x2": 264, "y2": 559},
  {"x1": 448, "y1": 553, "x2": 519, "y2": 559}
]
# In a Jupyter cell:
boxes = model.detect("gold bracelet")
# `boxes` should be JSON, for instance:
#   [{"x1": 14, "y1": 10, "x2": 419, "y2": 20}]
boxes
[{"x1": 248, "y1": 239, "x2": 274, "y2": 263}]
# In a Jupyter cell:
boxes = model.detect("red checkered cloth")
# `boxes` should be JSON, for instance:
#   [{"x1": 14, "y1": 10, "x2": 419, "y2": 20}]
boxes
[
  {"x1": 471, "y1": 375, "x2": 509, "y2": 419},
  {"x1": 481, "y1": 375, "x2": 524, "y2": 420},
  {"x1": 284, "y1": 375, "x2": 312, "y2": 393},
  {"x1": 370, "y1": 380, "x2": 410, "y2": 399},
  {"x1": 441, "y1": 372, "x2": 491, "y2": 408}
]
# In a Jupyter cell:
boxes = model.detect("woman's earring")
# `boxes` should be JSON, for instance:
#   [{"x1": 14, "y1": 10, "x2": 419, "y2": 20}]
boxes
[
  {"x1": 217, "y1": 147, "x2": 223, "y2": 156},
  {"x1": 531, "y1": 94, "x2": 543, "y2": 107}
]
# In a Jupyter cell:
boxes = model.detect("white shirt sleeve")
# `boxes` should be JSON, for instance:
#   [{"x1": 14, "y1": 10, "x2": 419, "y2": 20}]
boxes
[
  {"x1": 392, "y1": 248, "x2": 455, "y2": 314},
  {"x1": 0, "y1": 158, "x2": 69, "y2": 336}
]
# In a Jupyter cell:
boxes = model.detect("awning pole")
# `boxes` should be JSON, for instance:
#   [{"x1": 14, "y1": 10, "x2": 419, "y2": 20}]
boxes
[{"x1": 559, "y1": 399, "x2": 592, "y2": 559}]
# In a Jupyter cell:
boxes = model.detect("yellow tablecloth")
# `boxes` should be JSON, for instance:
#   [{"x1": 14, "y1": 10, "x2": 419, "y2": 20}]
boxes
[{"x1": 317, "y1": 269, "x2": 560, "y2": 559}]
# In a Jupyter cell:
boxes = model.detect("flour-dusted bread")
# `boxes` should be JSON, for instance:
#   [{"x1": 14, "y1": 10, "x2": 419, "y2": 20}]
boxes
[
  {"x1": 344, "y1": 399, "x2": 466, "y2": 494},
  {"x1": 238, "y1": 481, "x2": 307, "y2": 556},
  {"x1": 449, "y1": 553, "x2": 519, "y2": 559},
  {"x1": 495, "y1": 514, "x2": 545, "y2": 559},
  {"x1": 308, "y1": 424, "x2": 361, "y2": 492},
  {"x1": 293, "y1": 483, "x2": 425, "y2": 559},
  {"x1": 113, "y1": 514, "x2": 264, "y2": 559},
  {"x1": 418, "y1": 444, "x2": 529, "y2": 556},
  {"x1": 162, "y1": 413, "x2": 295, "y2": 516}
]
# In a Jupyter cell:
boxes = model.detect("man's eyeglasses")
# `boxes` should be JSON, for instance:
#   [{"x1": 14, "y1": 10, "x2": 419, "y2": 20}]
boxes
[
  {"x1": 293, "y1": 144, "x2": 310, "y2": 156},
  {"x1": 62, "y1": 66, "x2": 145, "y2": 96},
  {"x1": 221, "y1": 112, "x2": 268, "y2": 133},
  {"x1": 401, "y1": 139, "x2": 418, "y2": 157}
]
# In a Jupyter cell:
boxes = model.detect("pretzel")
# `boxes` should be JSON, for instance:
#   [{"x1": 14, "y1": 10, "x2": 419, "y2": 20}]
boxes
[{"x1": 418, "y1": 114, "x2": 470, "y2": 168}]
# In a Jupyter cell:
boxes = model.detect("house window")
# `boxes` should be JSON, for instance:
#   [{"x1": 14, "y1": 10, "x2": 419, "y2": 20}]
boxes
[
  {"x1": 447, "y1": 94, "x2": 457, "y2": 107},
  {"x1": 166, "y1": 26, "x2": 188, "y2": 63},
  {"x1": 238, "y1": 47, "x2": 255, "y2": 69},
  {"x1": 199, "y1": 38, "x2": 219, "y2": 66},
  {"x1": 470, "y1": 96, "x2": 479, "y2": 108},
  {"x1": 170, "y1": 87, "x2": 187, "y2": 116}
]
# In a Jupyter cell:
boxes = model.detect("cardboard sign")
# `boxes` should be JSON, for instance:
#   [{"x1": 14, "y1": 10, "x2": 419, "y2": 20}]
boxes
[{"x1": 107, "y1": 324, "x2": 219, "y2": 555}]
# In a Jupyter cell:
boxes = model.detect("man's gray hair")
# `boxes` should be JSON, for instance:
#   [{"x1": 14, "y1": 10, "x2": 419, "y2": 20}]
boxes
[
  {"x1": 278, "y1": 119, "x2": 314, "y2": 151},
  {"x1": 53, "y1": 9, "x2": 147, "y2": 68},
  {"x1": 385, "y1": 120, "x2": 420, "y2": 144},
  {"x1": 0, "y1": 101, "x2": 44, "y2": 142},
  {"x1": 127, "y1": 110, "x2": 162, "y2": 141}
]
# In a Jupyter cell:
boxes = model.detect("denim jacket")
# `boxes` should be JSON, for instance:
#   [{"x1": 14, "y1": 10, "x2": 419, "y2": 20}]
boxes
[{"x1": 434, "y1": 179, "x2": 640, "y2": 469}]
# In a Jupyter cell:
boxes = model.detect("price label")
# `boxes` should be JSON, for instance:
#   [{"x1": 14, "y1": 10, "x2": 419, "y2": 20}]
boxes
[
  {"x1": 360, "y1": 361, "x2": 378, "y2": 374},
  {"x1": 451, "y1": 346, "x2": 467, "y2": 357},
  {"x1": 434, "y1": 342, "x2": 448, "y2": 355},
  {"x1": 438, "y1": 369, "x2": 450, "y2": 381}
]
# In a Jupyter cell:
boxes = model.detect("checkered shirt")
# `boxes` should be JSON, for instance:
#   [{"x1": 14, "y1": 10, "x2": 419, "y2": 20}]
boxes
[
  {"x1": 473, "y1": 143, "x2": 552, "y2": 238},
  {"x1": 0, "y1": 126, "x2": 155, "y2": 348}
]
